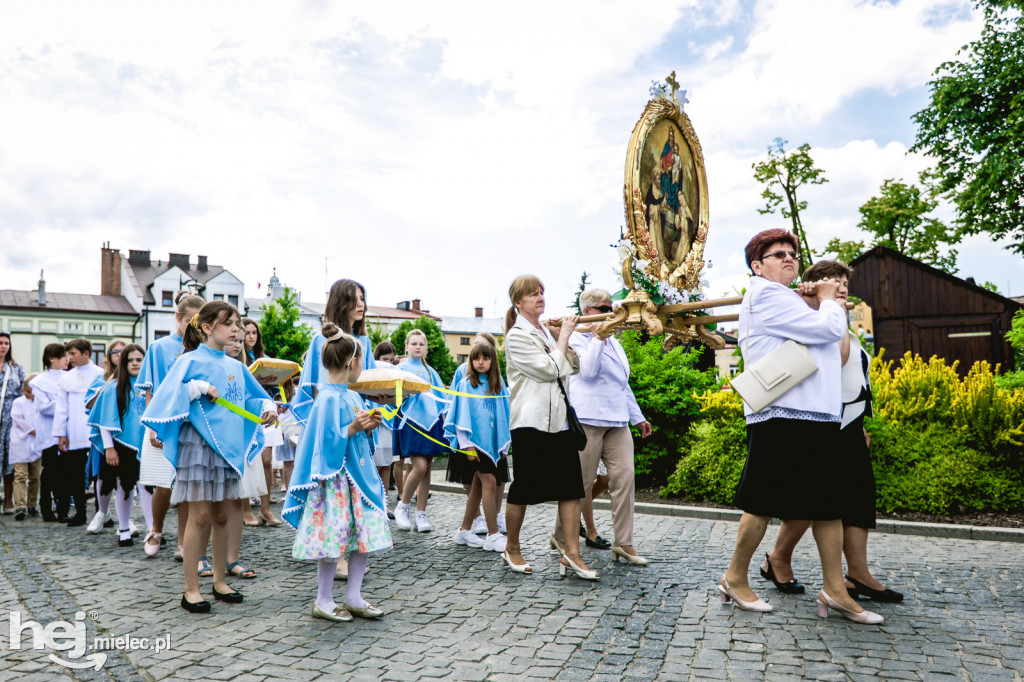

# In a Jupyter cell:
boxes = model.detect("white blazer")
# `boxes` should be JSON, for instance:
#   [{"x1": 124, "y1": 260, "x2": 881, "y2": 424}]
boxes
[
  {"x1": 568, "y1": 332, "x2": 645, "y2": 426},
  {"x1": 505, "y1": 314, "x2": 579, "y2": 433}
]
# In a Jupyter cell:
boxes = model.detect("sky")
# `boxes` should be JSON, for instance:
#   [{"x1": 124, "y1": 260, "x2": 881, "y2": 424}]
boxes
[{"x1": 1, "y1": 0, "x2": 1020, "y2": 323}]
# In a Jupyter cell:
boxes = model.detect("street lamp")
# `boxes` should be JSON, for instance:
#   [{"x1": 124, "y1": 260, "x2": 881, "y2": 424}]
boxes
[{"x1": 179, "y1": 275, "x2": 204, "y2": 296}]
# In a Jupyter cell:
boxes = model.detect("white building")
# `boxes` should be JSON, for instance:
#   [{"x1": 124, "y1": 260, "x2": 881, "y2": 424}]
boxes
[{"x1": 101, "y1": 245, "x2": 246, "y2": 347}]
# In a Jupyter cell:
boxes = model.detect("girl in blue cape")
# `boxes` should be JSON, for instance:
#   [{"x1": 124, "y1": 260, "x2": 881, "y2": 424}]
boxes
[
  {"x1": 136, "y1": 293, "x2": 205, "y2": 559},
  {"x1": 87, "y1": 344, "x2": 146, "y2": 548},
  {"x1": 142, "y1": 301, "x2": 277, "y2": 614},
  {"x1": 83, "y1": 339, "x2": 127, "y2": 536},
  {"x1": 284, "y1": 322, "x2": 391, "y2": 624},
  {"x1": 393, "y1": 328, "x2": 448, "y2": 534},
  {"x1": 291, "y1": 278, "x2": 374, "y2": 581},
  {"x1": 443, "y1": 342, "x2": 511, "y2": 553}
]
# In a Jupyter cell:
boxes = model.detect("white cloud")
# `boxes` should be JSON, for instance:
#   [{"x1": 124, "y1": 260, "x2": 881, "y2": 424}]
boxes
[{"x1": 0, "y1": 0, "x2": 1019, "y2": 329}]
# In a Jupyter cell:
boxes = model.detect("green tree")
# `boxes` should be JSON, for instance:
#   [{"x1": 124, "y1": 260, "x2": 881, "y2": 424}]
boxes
[
  {"x1": 569, "y1": 271, "x2": 591, "y2": 314},
  {"x1": 390, "y1": 316, "x2": 459, "y2": 385},
  {"x1": 857, "y1": 178, "x2": 958, "y2": 272},
  {"x1": 821, "y1": 237, "x2": 866, "y2": 265},
  {"x1": 366, "y1": 321, "x2": 389, "y2": 349},
  {"x1": 911, "y1": 2, "x2": 1024, "y2": 255},
  {"x1": 752, "y1": 138, "x2": 828, "y2": 272},
  {"x1": 258, "y1": 288, "x2": 315, "y2": 364}
]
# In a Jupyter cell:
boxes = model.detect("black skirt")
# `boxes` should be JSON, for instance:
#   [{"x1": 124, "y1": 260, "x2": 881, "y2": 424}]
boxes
[
  {"x1": 734, "y1": 417, "x2": 843, "y2": 520},
  {"x1": 445, "y1": 451, "x2": 510, "y2": 485},
  {"x1": 506, "y1": 428, "x2": 584, "y2": 506},
  {"x1": 98, "y1": 441, "x2": 140, "y2": 500},
  {"x1": 839, "y1": 416, "x2": 876, "y2": 529}
]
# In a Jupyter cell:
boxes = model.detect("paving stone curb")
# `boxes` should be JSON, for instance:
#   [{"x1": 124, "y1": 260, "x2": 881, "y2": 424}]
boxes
[{"x1": 430, "y1": 481, "x2": 1024, "y2": 544}]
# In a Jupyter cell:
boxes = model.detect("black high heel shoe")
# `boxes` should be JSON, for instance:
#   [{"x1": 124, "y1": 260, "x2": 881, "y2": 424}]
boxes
[
  {"x1": 181, "y1": 595, "x2": 211, "y2": 613},
  {"x1": 759, "y1": 553, "x2": 805, "y2": 594},
  {"x1": 846, "y1": 575, "x2": 903, "y2": 603}
]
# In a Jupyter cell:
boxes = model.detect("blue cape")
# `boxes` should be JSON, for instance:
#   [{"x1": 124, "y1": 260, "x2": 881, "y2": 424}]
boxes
[
  {"x1": 395, "y1": 358, "x2": 447, "y2": 431},
  {"x1": 88, "y1": 376, "x2": 146, "y2": 459},
  {"x1": 449, "y1": 362, "x2": 467, "y2": 390},
  {"x1": 282, "y1": 384, "x2": 386, "y2": 529},
  {"x1": 85, "y1": 373, "x2": 107, "y2": 408},
  {"x1": 292, "y1": 333, "x2": 374, "y2": 423},
  {"x1": 141, "y1": 344, "x2": 271, "y2": 475},
  {"x1": 443, "y1": 375, "x2": 511, "y2": 465},
  {"x1": 137, "y1": 334, "x2": 185, "y2": 392}
]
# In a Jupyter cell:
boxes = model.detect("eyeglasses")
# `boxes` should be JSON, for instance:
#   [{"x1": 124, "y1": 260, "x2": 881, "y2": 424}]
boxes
[
  {"x1": 110, "y1": 349, "x2": 122, "y2": 355},
  {"x1": 591, "y1": 305, "x2": 613, "y2": 313},
  {"x1": 760, "y1": 250, "x2": 800, "y2": 262}
]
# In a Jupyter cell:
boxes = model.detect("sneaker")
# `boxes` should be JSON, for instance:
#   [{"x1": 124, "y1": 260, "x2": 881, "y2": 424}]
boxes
[
  {"x1": 471, "y1": 515, "x2": 487, "y2": 535},
  {"x1": 497, "y1": 512, "x2": 507, "y2": 534},
  {"x1": 27, "y1": 507, "x2": 39, "y2": 518},
  {"x1": 415, "y1": 511, "x2": 432, "y2": 533},
  {"x1": 129, "y1": 519, "x2": 139, "y2": 537},
  {"x1": 87, "y1": 512, "x2": 109, "y2": 534},
  {"x1": 483, "y1": 532, "x2": 507, "y2": 552},
  {"x1": 394, "y1": 503, "x2": 412, "y2": 531},
  {"x1": 14, "y1": 507, "x2": 27, "y2": 521},
  {"x1": 454, "y1": 529, "x2": 484, "y2": 547}
]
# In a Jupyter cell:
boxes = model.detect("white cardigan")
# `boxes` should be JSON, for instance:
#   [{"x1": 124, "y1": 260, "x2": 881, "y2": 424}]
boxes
[
  {"x1": 505, "y1": 314, "x2": 579, "y2": 433},
  {"x1": 738, "y1": 276, "x2": 847, "y2": 419}
]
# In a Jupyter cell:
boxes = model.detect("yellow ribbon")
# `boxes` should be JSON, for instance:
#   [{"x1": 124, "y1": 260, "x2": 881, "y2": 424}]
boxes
[{"x1": 215, "y1": 397, "x2": 262, "y2": 424}]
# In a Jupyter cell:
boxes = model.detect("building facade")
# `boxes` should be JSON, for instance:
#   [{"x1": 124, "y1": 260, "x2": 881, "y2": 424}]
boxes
[
  {"x1": 101, "y1": 245, "x2": 246, "y2": 346},
  {"x1": 0, "y1": 272, "x2": 139, "y2": 373},
  {"x1": 439, "y1": 307, "x2": 505, "y2": 365}
]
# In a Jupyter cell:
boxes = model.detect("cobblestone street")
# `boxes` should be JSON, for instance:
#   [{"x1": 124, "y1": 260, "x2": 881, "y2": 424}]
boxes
[{"x1": 1, "y1": 491, "x2": 1023, "y2": 681}]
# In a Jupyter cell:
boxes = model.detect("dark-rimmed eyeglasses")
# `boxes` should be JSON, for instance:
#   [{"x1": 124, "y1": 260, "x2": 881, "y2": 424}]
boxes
[
  {"x1": 760, "y1": 250, "x2": 800, "y2": 262},
  {"x1": 591, "y1": 305, "x2": 613, "y2": 313}
]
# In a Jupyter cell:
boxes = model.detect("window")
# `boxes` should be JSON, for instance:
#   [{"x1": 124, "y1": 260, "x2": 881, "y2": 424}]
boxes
[
  {"x1": 65, "y1": 322, "x2": 82, "y2": 333},
  {"x1": 460, "y1": 337, "x2": 470, "y2": 345},
  {"x1": 228, "y1": 295, "x2": 238, "y2": 307},
  {"x1": 154, "y1": 330, "x2": 170, "y2": 340},
  {"x1": 91, "y1": 342, "x2": 105, "y2": 366},
  {"x1": 90, "y1": 323, "x2": 106, "y2": 334},
  {"x1": 213, "y1": 293, "x2": 224, "y2": 301},
  {"x1": 162, "y1": 290, "x2": 173, "y2": 307},
  {"x1": 457, "y1": 354, "x2": 468, "y2": 363}
]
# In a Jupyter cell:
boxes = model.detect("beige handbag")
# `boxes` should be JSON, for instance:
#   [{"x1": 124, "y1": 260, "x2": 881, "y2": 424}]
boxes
[{"x1": 730, "y1": 293, "x2": 818, "y2": 413}]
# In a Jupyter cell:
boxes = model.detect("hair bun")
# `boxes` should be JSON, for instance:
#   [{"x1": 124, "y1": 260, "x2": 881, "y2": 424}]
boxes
[{"x1": 321, "y1": 322, "x2": 340, "y2": 339}]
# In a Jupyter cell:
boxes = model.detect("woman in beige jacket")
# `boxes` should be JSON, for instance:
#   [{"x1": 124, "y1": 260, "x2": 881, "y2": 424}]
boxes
[{"x1": 502, "y1": 275, "x2": 598, "y2": 580}]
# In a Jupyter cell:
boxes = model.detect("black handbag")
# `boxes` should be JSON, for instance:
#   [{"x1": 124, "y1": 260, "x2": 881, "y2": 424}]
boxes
[{"x1": 555, "y1": 376, "x2": 588, "y2": 452}]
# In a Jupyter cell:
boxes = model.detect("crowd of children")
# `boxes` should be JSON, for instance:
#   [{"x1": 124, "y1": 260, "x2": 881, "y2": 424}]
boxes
[{"x1": 2, "y1": 277, "x2": 625, "y2": 623}]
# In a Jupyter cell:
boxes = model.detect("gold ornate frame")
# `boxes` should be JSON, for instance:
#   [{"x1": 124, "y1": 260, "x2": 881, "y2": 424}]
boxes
[{"x1": 623, "y1": 98, "x2": 710, "y2": 291}]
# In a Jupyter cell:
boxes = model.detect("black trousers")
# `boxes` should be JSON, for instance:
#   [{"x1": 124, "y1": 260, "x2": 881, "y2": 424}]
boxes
[
  {"x1": 54, "y1": 448, "x2": 89, "y2": 519},
  {"x1": 39, "y1": 445, "x2": 60, "y2": 518}
]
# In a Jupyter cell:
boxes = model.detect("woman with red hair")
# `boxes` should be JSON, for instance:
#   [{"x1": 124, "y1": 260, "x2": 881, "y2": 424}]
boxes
[{"x1": 719, "y1": 229, "x2": 883, "y2": 624}]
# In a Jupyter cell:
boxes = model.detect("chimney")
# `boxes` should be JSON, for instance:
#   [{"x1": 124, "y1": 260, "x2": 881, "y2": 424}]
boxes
[
  {"x1": 197, "y1": 255, "x2": 208, "y2": 272},
  {"x1": 474, "y1": 307, "x2": 483, "y2": 318},
  {"x1": 168, "y1": 253, "x2": 190, "y2": 271},
  {"x1": 101, "y1": 243, "x2": 121, "y2": 296},
  {"x1": 37, "y1": 270, "x2": 46, "y2": 306},
  {"x1": 397, "y1": 301, "x2": 410, "y2": 311},
  {"x1": 128, "y1": 249, "x2": 151, "y2": 267},
  {"x1": 411, "y1": 298, "x2": 421, "y2": 311}
]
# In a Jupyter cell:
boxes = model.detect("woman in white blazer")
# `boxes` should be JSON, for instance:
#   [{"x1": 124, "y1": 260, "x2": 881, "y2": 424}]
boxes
[
  {"x1": 502, "y1": 275, "x2": 597, "y2": 580},
  {"x1": 552, "y1": 288, "x2": 652, "y2": 566}
]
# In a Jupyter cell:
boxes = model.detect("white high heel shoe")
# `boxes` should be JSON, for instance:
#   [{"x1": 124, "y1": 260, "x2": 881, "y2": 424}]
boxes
[
  {"x1": 718, "y1": 578, "x2": 773, "y2": 612},
  {"x1": 817, "y1": 590, "x2": 883, "y2": 624},
  {"x1": 612, "y1": 546, "x2": 649, "y2": 565},
  {"x1": 501, "y1": 550, "x2": 533, "y2": 574},
  {"x1": 559, "y1": 555, "x2": 599, "y2": 581}
]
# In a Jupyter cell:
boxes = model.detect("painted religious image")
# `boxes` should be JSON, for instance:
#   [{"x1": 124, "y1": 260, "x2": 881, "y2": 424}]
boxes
[{"x1": 638, "y1": 119, "x2": 700, "y2": 267}]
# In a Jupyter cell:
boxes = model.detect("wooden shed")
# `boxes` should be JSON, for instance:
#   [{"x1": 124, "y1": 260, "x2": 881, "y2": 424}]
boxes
[{"x1": 849, "y1": 246, "x2": 1023, "y2": 374}]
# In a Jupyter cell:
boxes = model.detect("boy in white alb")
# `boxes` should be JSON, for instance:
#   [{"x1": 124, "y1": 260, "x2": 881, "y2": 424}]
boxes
[
  {"x1": 51, "y1": 338, "x2": 103, "y2": 526},
  {"x1": 29, "y1": 343, "x2": 69, "y2": 521}
]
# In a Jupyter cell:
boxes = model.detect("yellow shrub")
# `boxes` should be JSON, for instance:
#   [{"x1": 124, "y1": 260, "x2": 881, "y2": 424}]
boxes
[
  {"x1": 951, "y1": 361, "x2": 1024, "y2": 447},
  {"x1": 694, "y1": 389, "x2": 744, "y2": 424},
  {"x1": 871, "y1": 351, "x2": 958, "y2": 424}
]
